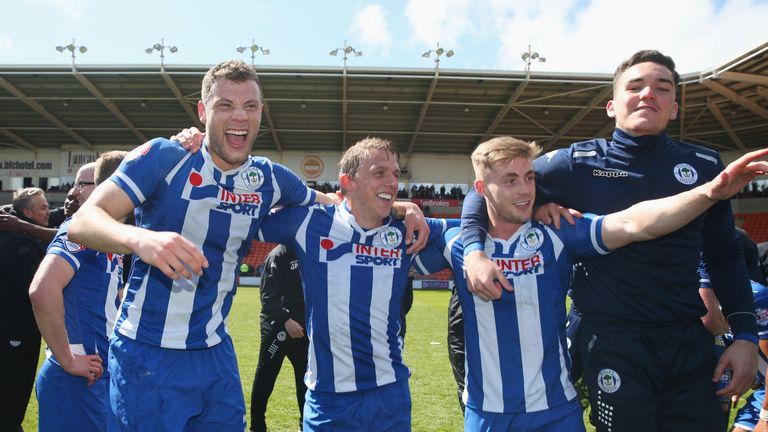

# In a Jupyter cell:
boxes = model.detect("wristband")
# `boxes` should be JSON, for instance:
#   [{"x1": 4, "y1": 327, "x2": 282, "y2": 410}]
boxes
[{"x1": 760, "y1": 408, "x2": 768, "y2": 422}]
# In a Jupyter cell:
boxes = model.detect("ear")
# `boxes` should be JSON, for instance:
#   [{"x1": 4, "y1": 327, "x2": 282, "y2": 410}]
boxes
[
  {"x1": 606, "y1": 99, "x2": 615, "y2": 119},
  {"x1": 21, "y1": 207, "x2": 32, "y2": 219},
  {"x1": 670, "y1": 101, "x2": 679, "y2": 121},
  {"x1": 198, "y1": 101, "x2": 206, "y2": 123},
  {"x1": 339, "y1": 173, "x2": 354, "y2": 192},
  {"x1": 474, "y1": 178, "x2": 485, "y2": 196}
]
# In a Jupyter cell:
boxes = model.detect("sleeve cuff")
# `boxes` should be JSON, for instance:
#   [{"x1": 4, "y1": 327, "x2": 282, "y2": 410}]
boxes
[
  {"x1": 462, "y1": 243, "x2": 483, "y2": 256},
  {"x1": 733, "y1": 332, "x2": 759, "y2": 345}
]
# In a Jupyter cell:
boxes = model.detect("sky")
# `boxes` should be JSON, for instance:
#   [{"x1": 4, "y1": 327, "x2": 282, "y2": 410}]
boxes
[{"x1": 1, "y1": 0, "x2": 767, "y2": 75}]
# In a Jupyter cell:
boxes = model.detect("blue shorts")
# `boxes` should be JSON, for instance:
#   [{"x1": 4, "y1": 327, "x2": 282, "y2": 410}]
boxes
[
  {"x1": 36, "y1": 357, "x2": 110, "y2": 432},
  {"x1": 108, "y1": 333, "x2": 246, "y2": 431},
  {"x1": 734, "y1": 387, "x2": 765, "y2": 430},
  {"x1": 464, "y1": 399, "x2": 585, "y2": 432},
  {"x1": 304, "y1": 380, "x2": 411, "y2": 432}
]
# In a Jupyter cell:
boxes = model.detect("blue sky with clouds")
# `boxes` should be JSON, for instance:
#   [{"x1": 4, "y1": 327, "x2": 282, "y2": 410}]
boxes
[{"x1": 2, "y1": 0, "x2": 767, "y2": 74}]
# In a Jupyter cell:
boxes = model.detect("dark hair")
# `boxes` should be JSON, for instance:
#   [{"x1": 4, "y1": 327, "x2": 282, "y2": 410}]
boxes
[
  {"x1": 201, "y1": 60, "x2": 262, "y2": 104},
  {"x1": 613, "y1": 50, "x2": 680, "y2": 88}
]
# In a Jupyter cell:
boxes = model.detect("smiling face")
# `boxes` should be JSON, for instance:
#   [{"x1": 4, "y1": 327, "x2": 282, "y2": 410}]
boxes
[
  {"x1": 72, "y1": 163, "x2": 96, "y2": 205},
  {"x1": 341, "y1": 148, "x2": 400, "y2": 229},
  {"x1": 477, "y1": 157, "x2": 535, "y2": 237},
  {"x1": 607, "y1": 61, "x2": 678, "y2": 137},
  {"x1": 198, "y1": 78, "x2": 263, "y2": 171}
]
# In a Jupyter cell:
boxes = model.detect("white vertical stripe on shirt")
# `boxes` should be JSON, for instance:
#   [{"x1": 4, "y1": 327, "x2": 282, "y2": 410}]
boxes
[
  {"x1": 327, "y1": 214, "x2": 357, "y2": 392},
  {"x1": 370, "y1": 261, "x2": 396, "y2": 386},
  {"x1": 474, "y1": 296, "x2": 503, "y2": 413},
  {"x1": 513, "y1": 240, "x2": 548, "y2": 412}
]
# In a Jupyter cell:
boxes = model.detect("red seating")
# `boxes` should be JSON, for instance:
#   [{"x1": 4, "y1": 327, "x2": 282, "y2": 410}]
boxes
[
  {"x1": 738, "y1": 213, "x2": 768, "y2": 243},
  {"x1": 242, "y1": 241, "x2": 278, "y2": 270}
]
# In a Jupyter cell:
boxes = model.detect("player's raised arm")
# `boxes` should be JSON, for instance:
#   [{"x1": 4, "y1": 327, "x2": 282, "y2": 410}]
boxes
[
  {"x1": 601, "y1": 148, "x2": 768, "y2": 250},
  {"x1": 69, "y1": 182, "x2": 208, "y2": 280}
]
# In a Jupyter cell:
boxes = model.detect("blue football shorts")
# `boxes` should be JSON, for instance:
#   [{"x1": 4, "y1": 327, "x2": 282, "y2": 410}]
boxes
[
  {"x1": 304, "y1": 379, "x2": 411, "y2": 432},
  {"x1": 108, "y1": 332, "x2": 246, "y2": 431},
  {"x1": 464, "y1": 398, "x2": 585, "y2": 432},
  {"x1": 36, "y1": 357, "x2": 110, "y2": 432}
]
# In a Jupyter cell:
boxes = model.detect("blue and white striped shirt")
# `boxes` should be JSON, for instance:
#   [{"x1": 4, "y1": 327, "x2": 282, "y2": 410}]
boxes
[
  {"x1": 47, "y1": 218, "x2": 123, "y2": 366},
  {"x1": 258, "y1": 202, "x2": 455, "y2": 392},
  {"x1": 111, "y1": 138, "x2": 315, "y2": 349},
  {"x1": 415, "y1": 216, "x2": 607, "y2": 413}
]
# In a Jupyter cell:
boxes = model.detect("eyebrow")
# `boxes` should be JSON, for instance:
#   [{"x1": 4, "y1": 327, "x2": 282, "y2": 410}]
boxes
[{"x1": 627, "y1": 77, "x2": 674, "y2": 86}]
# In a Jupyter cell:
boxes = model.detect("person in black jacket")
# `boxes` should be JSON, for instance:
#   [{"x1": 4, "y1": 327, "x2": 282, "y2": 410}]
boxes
[
  {"x1": 251, "y1": 244, "x2": 308, "y2": 432},
  {"x1": 0, "y1": 187, "x2": 49, "y2": 431}
]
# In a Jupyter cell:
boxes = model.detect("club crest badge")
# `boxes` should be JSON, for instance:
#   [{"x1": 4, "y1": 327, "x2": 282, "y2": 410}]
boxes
[
  {"x1": 597, "y1": 368, "x2": 621, "y2": 393},
  {"x1": 520, "y1": 227, "x2": 544, "y2": 251},
  {"x1": 277, "y1": 331, "x2": 287, "y2": 342},
  {"x1": 64, "y1": 236, "x2": 86, "y2": 253},
  {"x1": 380, "y1": 227, "x2": 403, "y2": 248},
  {"x1": 673, "y1": 163, "x2": 698, "y2": 185},
  {"x1": 241, "y1": 166, "x2": 265, "y2": 191}
]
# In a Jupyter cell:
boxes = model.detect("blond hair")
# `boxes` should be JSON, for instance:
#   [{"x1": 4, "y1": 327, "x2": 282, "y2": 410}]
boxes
[
  {"x1": 95, "y1": 151, "x2": 128, "y2": 185},
  {"x1": 471, "y1": 136, "x2": 541, "y2": 180},
  {"x1": 338, "y1": 136, "x2": 399, "y2": 179}
]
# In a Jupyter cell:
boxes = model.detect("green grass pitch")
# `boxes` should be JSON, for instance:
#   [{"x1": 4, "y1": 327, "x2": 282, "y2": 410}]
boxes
[{"x1": 21, "y1": 288, "x2": 745, "y2": 431}]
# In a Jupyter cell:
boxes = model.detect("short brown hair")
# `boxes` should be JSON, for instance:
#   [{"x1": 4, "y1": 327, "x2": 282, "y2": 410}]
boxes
[
  {"x1": 471, "y1": 136, "x2": 541, "y2": 180},
  {"x1": 338, "y1": 136, "x2": 399, "y2": 179},
  {"x1": 201, "y1": 60, "x2": 262, "y2": 104},
  {"x1": 613, "y1": 50, "x2": 680, "y2": 88},
  {"x1": 95, "y1": 151, "x2": 128, "y2": 185},
  {"x1": 12, "y1": 187, "x2": 45, "y2": 215}
]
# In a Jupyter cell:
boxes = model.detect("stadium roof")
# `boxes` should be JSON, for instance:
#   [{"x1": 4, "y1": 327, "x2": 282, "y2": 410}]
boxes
[{"x1": 1, "y1": 42, "x2": 766, "y2": 166}]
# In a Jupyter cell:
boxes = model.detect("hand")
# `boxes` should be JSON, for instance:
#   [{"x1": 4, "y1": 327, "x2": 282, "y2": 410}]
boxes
[
  {"x1": 284, "y1": 318, "x2": 305, "y2": 339},
  {"x1": 170, "y1": 127, "x2": 205, "y2": 153},
  {"x1": 0, "y1": 210, "x2": 25, "y2": 232},
  {"x1": 706, "y1": 148, "x2": 768, "y2": 201},
  {"x1": 713, "y1": 339, "x2": 758, "y2": 398},
  {"x1": 60, "y1": 353, "x2": 104, "y2": 386},
  {"x1": 128, "y1": 230, "x2": 209, "y2": 280},
  {"x1": 401, "y1": 202, "x2": 429, "y2": 254},
  {"x1": 755, "y1": 418, "x2": 768, "y2": 432},
  {"x1": 464, "y1": 250, "x2": 512, "y2": 301},
  {"x1": 533, "y1": 203, "x2": 582, "y2": 229},
  {"x1": 324, "y1": 191, "x2": 342, "y2": 205}
]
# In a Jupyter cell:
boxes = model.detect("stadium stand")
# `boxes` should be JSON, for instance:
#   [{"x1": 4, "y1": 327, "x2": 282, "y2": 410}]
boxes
[{"x1": 738, "y1": 213, "x2": 768, "y2": 243}]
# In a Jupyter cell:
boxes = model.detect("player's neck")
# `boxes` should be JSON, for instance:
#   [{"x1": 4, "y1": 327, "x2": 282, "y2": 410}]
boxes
[
  {"x1": 346, "y1": 199, "x2": 386, "y2": 230},
  {"x1": 488, "y1": 213, "x2": 525, "y2": 240}
]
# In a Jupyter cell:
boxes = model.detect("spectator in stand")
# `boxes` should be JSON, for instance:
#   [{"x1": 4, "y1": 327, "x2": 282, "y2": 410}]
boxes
[{"x1": 0, "y1": 187, "x2": 50, "y2": 431}]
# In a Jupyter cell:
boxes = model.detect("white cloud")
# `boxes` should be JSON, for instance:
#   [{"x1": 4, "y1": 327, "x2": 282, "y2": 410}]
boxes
[
  {"x1": 405, "y1": 0, "x2": 472, "y2": 48},
  {"x1": 424, "y1": 0, "x2": 768, "y2": 74},
  {"x1": 352, "y1": 4, "x2": 393, "y2": 53},
  {"x1": 0, "y1": 35, "x2": 12, "y2": 51},
  {"x1": 25, "y1": 0, "x2": 84, "y2": 19}
]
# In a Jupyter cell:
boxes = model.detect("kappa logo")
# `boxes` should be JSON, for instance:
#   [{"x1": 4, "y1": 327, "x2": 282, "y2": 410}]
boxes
[
  {"x1": 597, "y1": 368, "x2": 621, "y2": 393},
  {"x1": 673, "y1": 163, "x2": 698, "y2": 185},
  {"x1": 593, "y1": 169, "x2": 628, "y2": 178},
  {"x1": 520, "y1": 227, "x2": 544, "y2": 251},
  {"x1": 241, "y1": 166, "x2": 265, "y2": 191},
  {"x1": 380, "y1": 227, "x2": 403, "y2": 248}
]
